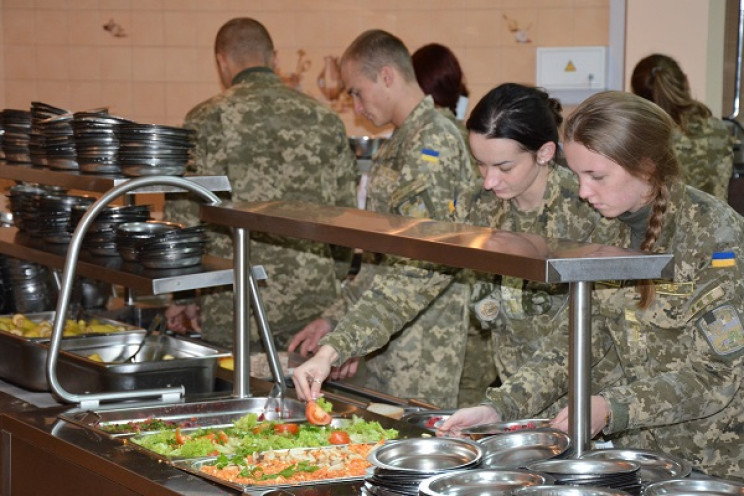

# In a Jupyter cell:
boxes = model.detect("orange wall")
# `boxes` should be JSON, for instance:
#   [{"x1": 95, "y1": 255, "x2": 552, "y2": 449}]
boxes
[{"x1": 0, "y1": 0, "x2": 610, "y2": 136}]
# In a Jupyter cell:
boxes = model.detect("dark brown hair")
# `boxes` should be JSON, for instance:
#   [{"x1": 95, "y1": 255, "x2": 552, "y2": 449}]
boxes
[
  {"x1": 412, "y1": 43, "x2": 468, "y2": 115},
  {"x1": 215, "y1": 18, "x2": 274, "y2": 67},
  {"x1": 631, "y1": 53, "x2": 711, "y2": 133}
]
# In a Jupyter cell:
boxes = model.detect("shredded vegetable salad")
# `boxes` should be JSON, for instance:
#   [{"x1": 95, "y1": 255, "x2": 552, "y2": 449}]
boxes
[
  {"x1": 130, "y1": 413, "x2": 397, "y2": 459},
  {"x1": 201, "y1": 443, "x2": 377, "y2": 486}
]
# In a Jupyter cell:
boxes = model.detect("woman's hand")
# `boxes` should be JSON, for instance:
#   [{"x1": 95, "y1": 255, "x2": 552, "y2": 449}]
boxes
[
  {"x1": 288, "y1": 318, "x2": 333, "y2": 357},
  {"x1": 551, "y1": 395, "x2": 610, "y2": 437},
  {"x1": 291, "y1": 345, "x2": 339, "y2": 401},
  {"x1": 437, "y1": 405, "x2": 501, "y2": 438}
]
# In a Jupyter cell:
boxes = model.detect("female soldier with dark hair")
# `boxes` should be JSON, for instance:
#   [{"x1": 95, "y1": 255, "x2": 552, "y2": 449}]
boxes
[
  {"x1": 452, "y1": 83, "x2": 617, "y2": 411},
  {"x1": 412, "y1": 43, "x2": 469, "y2": 119},
  {"x1": 442, "y1": 90, "x2": 744, "y2": 480},
  {"x1": 631, "y1": 53, "x2": 733, "y2": 200}
]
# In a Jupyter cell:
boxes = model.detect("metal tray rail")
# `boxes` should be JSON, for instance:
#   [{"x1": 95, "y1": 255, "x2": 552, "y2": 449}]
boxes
[{"x1": 62, "y1": 397, "x2": 310, "y2": 439}]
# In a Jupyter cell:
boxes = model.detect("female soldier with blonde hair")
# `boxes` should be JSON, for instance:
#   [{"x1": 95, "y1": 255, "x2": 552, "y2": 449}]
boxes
[{"x1": 442, "y1": 90, "x2": 744, "y2": 480}]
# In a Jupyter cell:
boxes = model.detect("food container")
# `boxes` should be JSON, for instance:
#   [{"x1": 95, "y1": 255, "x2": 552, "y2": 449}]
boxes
[
  {"x1": 0, "y1": 311, "x2": 141, "y2": 391},
  {"x1": 461, "y1": 418, "x2": 552, "y2": 440},
  {"x1": 401, "y1": 409, "x2": 454, "y2": 432},
  {"x1": 477, "y1": 428, "x2": 571, "y2": 469},
  {"x1": 0, "y1": 323, "x2": 227, "y2": 393},
  {"x1": 60, "y1": 397, "x2": 310, "y2": 438}
]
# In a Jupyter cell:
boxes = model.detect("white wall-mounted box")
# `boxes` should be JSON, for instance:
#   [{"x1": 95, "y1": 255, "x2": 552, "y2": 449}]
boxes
[{"x1": 536, "y1": 46, "x2": 607, "y2": 91}]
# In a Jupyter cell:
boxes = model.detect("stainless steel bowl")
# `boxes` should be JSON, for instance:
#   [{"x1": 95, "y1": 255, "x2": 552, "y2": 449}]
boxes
[
  {"x1": 580, "y1": 449, "x2": 691, "y2": 484},
  {"x1": 401, "y1": 409, "x2": 454, "y2": 432},
  {"x1": 478, "y1": 428, "x2": 571, "y2": 469},
  {"x1": 367, "y1": 438, "x2": 482, "y2": 473},
  {"x1": 513, "y1": 486, "x2": 633, "y2": 496},
  {"x1": 643, "y1": 478, "x2": 744, "y2": 495},
  {"x1": 419, "y1": 469, "x2": 551, "y2": 496},
  {"x1": 348, "y1": 136, "x2": 386, "y2": 159}
]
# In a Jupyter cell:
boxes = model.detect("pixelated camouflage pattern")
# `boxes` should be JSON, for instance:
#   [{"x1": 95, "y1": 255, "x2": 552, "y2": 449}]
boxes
[
  {"x1": 672, "y1": 116, "x2": 734, "y2": 201},
  {"x1": 319, "y1": 96, "x2": 479, "y2": 407},
  {"x1": 164, "y1": 67, "x2": 357, "y2": 348},
  {"x1": 592, "y1": 181, "x2": 744, "y2": 480},
  {"x1": 459, "y1": 165, "x2": 605, "y2": 381}
]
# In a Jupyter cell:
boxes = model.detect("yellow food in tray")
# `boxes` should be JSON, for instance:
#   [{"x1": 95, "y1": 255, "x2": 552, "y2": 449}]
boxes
[{"x1": 0, "y1": 313, "x2": 128, "y2": 338}]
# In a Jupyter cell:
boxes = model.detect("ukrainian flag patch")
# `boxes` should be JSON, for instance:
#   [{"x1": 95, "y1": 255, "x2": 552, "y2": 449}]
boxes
[
  {"x1": 711, "y1": 251, "x2": 736, "y2": 268},
  {"x1": 421, "y1": 148, "x2": 440, "y2": 163}
]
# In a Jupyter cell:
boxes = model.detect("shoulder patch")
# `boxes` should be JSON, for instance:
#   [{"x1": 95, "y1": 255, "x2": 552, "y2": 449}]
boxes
[
  {"x1": 697, "y1": 304, "x2": 744, "y2": 356},
  {"x1": 420, "y1": 148, "x2": 440, "y2": 163}
]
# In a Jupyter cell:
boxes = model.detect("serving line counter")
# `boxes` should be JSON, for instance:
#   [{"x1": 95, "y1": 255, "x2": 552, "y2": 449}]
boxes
[
  {"x1": 199, "y1": 200, "x2": 674, "y2": 457},
  {"x1": 0, "y1": 377, "x2": 395, "y2": 496}
]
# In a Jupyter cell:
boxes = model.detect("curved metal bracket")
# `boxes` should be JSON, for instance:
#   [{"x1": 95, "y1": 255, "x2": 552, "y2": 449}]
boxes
[{"x1": 46, "y1": 176, "x2": 221, "y2": 407}]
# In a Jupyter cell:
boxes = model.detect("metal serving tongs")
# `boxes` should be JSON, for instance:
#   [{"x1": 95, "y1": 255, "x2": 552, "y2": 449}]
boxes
[{"x1": 123, "y1": 313, "x2": 167, "y2": 363}]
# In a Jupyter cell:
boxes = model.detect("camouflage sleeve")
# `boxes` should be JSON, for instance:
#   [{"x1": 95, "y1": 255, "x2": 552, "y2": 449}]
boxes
[
  {"x1": 318, "y1": 261, "x2": 456, "y2": 364},
  {"x1": 328, "y1": 120, "x2": 358, "y2": 209},
  {"x1": 602, "y1": 260, "x2": 744, "y2": 434},
  {"x1": 320, "y1": 261, "x2": 380, "y2": 326},
  {"x1": 484, "y1": 306, "x2": 619, "y2": 420},
  {"x1": 163, "y1": 104, "x2": 229, "y2": 229}
]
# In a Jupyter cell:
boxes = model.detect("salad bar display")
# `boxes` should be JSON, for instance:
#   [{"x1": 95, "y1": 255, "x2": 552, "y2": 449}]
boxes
[{"x1": 58, "y1": 395, "x2": 408, "y2": 494}]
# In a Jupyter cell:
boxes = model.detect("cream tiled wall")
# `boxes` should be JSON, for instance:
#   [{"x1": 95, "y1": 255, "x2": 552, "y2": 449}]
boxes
[{"x1": 1, "y1": 0, "x2": 609, "y2": 136}]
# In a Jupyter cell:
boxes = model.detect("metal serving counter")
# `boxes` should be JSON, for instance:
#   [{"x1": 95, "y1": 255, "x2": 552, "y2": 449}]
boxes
[
  {"x1": 200, "y1": 200, "x2": 675, "y2": 456},
  {"x1": 0, "y1": 376, "x2": 423, "y2": 496}
]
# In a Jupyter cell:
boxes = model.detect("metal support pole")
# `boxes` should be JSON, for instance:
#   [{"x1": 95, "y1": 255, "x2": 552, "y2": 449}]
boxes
[
  {"x1": 232, "y1": 227, "x2": 251, "y2": 398},
  {"x1": 568, "y1": 280, "x2": 592, "y2": 457}
]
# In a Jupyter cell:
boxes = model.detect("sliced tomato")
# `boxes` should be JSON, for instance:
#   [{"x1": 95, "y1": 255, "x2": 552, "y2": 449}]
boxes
[
  {"x1": 328, "y1": 430, "x2": 350, "y2": 445},
  {"x1": 174, "y1": 428, "x2": 190, "y2": 445},
  {"x1": 306, "y1": 400, "x2": 332, "y2": 425},
  {"x1": 217, "y1": 430, "x2": 229, "y2": 444},
  {"x1": 273, "y1": 423, "x2": 299, "y2": 435}
]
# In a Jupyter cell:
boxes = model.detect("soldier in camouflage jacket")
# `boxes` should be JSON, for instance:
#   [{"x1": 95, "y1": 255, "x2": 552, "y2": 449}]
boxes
[
  {"x1": 632, "y1": 53, "x2": 734, "y2": 201},
  {"x1": 291, "y1": 30, "x2": 478, "y2": 408},
  {"x1": 164, "y1": 18, "x2": 357, "y2": 348}
]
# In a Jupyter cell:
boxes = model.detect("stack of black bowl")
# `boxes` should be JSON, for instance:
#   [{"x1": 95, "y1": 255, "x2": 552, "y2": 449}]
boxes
[
  {"x1": 30, "y1": 101, "x2": 75, "y2": 169},
  {"x1": 526, "y1": 459, "x2": 643, "y2": 496},
  {"x1": 71, "y1": 204, "x2": 151, "y2": 257},
  {"x1": 2, "y1": 109, "x2": 33, "y2": 164},
  {"x1": 115, "y1": 220, "x2": 183, "y2": 262},
  {"x1": 7, "y1": 183, "x2": 66, "y2": 234},
  {"x1": 73, "y1": 110, "x2": 131, "y2": 175},
  {"x1": 116, "y1": 123, "x2": 194, "y2": 177},
  {"x1": 5, "y1": 257, "x2": 54, "y2": 313},
  {"x1": 32, "y1": 194, "x2": 96, "y2": 244},
  {"x1": 136, "y1": 225, "x2": 207, "y2": 269}
]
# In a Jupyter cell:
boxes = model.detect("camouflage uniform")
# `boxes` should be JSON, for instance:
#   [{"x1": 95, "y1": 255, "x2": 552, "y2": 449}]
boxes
[
  {"x1": 319, "y1": 95, "x2": 479, "y2": 408},
  {"x1": 672, "y1": 116, "x2": 734, "y2": 201},
  {"x1": 463, "y1": 165, "x2": 620, "y2": 415},
  {"x1": 485, "y1": 180, "x2": 744, "y2": 479},
  {"x1": 592, "y1": 181, "x2": 744, "y2": 480},
  {"x1": 164, "y1": 67, "x2": 357, "y2": 348}
]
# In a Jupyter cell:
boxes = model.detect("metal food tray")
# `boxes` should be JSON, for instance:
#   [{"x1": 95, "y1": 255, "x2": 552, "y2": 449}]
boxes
[
  {"x1": 0, "y1": 311, "x2": 140, "y2": 341},
  {"x1": 60, "y1": 397, "x2": 313, "y2": 439},
  {"x1": 0, "y1": 311, "x2": 143, "y2": 391},
  {"x1": 0, "y1": 329, "x2": 228, "y2": 393},
  {"x1": 170, "y1": 445, "x2": 372, "y2": 494}
]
